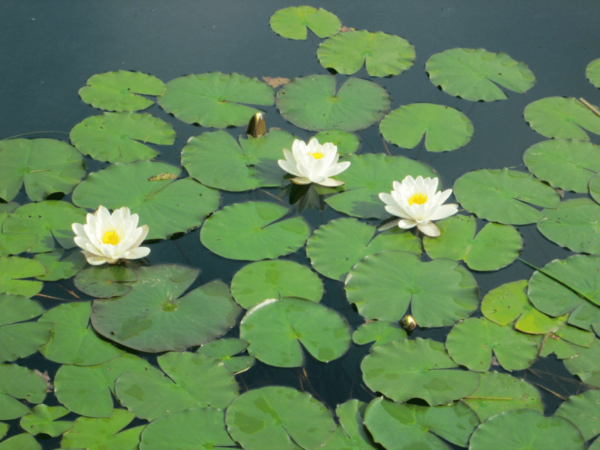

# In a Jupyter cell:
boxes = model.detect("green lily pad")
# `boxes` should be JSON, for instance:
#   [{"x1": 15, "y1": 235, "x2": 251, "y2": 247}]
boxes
[
  {"x1": 231, "y1": 260, "x2": 323, "y2": 309},
  {"x1": 0, "y1": 363, "x2": 47, "y2": 420},
  {"x1": 364, "y1": 397, "x2": 479, "y2": 449},
  {"x1": 426, "y1": 48, "x2": 535, "y2": 101},
  {"x1": 453, "y1": 168, "x2": 560, "y2": 225},
  {"x1": 139, "y1": 407, "x2": 236, "y2": 450},
  {"x1": 39, "y1": 302, "x2": 122, "y2": 365},
  {"x1": 0, "y1": 321, "x2": 53, "y2": 363},
  {"x1": 19, "y1": 404, "x2": 72, "y2": 437},
  {"x1": 2, "y1": 201, "x2": 87, "y2": 253},
  {"x1": 590, "y1": 173, "x2": 600, "y2": 204},
  {"x1": 240, "y1": 297, "x2": 351, "y2": 367},
  {"x1": 587, "y1": 59, "x2": 600, "y2": 89},
  {"x1": 321, "y1": 400, "x2": 376, "y2": 450},
  {"x1": 469, "y1": 409, "x2": 584, "y2": 450},
  {"x1": 276, "y1": 75, "x2": 391, "y2": 132},
  {"x1": 70, "y1": 112, "x2": 175, "y2": 163},
  {"x1": 0, "y1": 138, "x2": 85, "y2": 202},
  {"x1": 74, "y1": 265, "x2": 137, "y2": 299},
  {"x1": 0, "y1": 257, "x2": 45, "y2": 298},
  {"x1": 225, "y1": 386, "x2": 336, "y2": 450},
  {"x1": 72, "y1": 160, "x2": 220, "y2": 240},
  {"x1": 564, "y1": 339, "x2": 600, "y2": 387},
  {"x1": 200, "y1": 202, "x2": 310, "y2": 261},
  {"x1": 157, "y1": 72, "x2": 274, "y2": 128},
  {"x1": 0, "y1": 294, "x2": 44, "y2": 326},
  {"x1": 317, "y1": 30, "x2": 415, "y2": 77},
  {"x1": 345, "y1": 250, "x2": 479, "y2": 326},
  {"x1": 423, "y1": 215, "x2": 522, "y2": 271},
  {"x1": 313, "y1": 130, "x2": 360, "y2": 155},
  {"x1": 523, "y1": 139, "x2": 600, "y2": 193},
  {"x1": 446, "y1": 317, "x2": 540, "y2": 372},
  {"x1": 0, "y1": 424, "x2": 7, "y2": 440},
  {"x1": 462, "y1": 371, "x2": 543, "y2": 423},
  {"x1": 380, "y1": 103, "x2": 473, "y2": 152},
  {"x1": 115, "y1": 352, "x2": 238, "y2": 421},
  {"x1": 538, "y1": 198, "x2": 600, "y2": 254},
  {"x1": 54, "y1": 353, "x2": 154, "y2": 418},
  {"x1": 33, "y1": 250, "x2": 86, "y2": 282},
  {"x1": 556, "y1": 390, "x2": 600, "y2": 441},
  {"x1": 79, "y1": 70, "x2": 166, "y2": 112},
  {"x1": 361, "y1": 338, "x2": 480, "y2": 405},
  {"x1": 197, "y1": 338, "x2": 255, "y2": 374},
  {"x1": 0, "y1": 434, "x2": 40, "y2": 450},
  {"x1": 269, "y1": 6, "x2": 341, "y2": 40},
  {"x1": 181, "y1": 129, "x2": 293, "y2": 192},
  {"x1": 325, "y1": 153, "x2": 437, "y2": 219},
  {"x1": 91, "y1": 265, "x2": 241, "y2": 352},
  {"x1": 0, "y1": 211, "x2": 37, "y2": 257},
  {"x1": 524, "y1": 97, "x2": 600, "y2": 141},
  {"x1": 307, "y1": 218, "x2": 421, "y2": 281},
  {"x1": 352, "y1": 321, "x2": 407, "y2": 348},
  {"x1": 60, "y1": 409, "x2": 144, "y2": 450}
]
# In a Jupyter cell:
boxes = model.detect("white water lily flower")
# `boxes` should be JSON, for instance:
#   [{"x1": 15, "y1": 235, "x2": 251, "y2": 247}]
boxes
[
  {"x1": 278, "y1": 138, "x2": 350, "y2": 187},
  {"x1": 72, "y1": 206, "x2": 150, "y2": 265},
  {"x1": 379, "y1": 175, "x2": 458, "y2": 237}
]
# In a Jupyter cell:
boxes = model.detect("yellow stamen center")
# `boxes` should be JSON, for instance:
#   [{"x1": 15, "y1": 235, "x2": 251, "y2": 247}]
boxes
[
  {"x1": 408, "y1": 193, "x2": 428, "y2": 206},
  {"x1": 102, "y1": 230, "x2": 121, "y2": 245},
  {"x1": 310, "y1": 152, "x2": 324, "y2": 160}
]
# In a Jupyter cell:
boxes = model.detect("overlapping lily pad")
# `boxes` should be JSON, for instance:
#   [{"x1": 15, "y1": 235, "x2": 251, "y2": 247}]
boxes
[
  {"x1": 276, "y1": 75, "x2": 391, "y2": 131},
  {"x1": 352, "y1": 321, "x2": 407, "y2": 348},
  {"x1": 200, "y1": 202, "x2": 310, "y2": 261},
  {"x1": 426, "y1": 48, "x2": 536, "y2": 101},
  {"x1": 70, "y1": 112, "x2": 175, "y2": 163},
  {"x1": 197, "y1": 338, "x2": 255, "y2": 374},
  {"x1": 453, "y1": 168, "x2": 560, "y2": 224},
  {"x1": 345, "y1": 250, "x2": 479, "y2": 326},
  {"x1": 0, "y1": 207, "x2": 37, "y2": 257},
  {"x1": 270, "y1": 6, "x2": 341, "y2": 40},
  {"x1": 33, "y1": 249, "x2": 86, "y2": 282},
  {"x1": 0, "y1": 257, "x2": 45, "y2": 297},
  {"x1": 314, "y1": 129, "x2": 360, "y2": 154},
  {"x1": 524, "y1": 97, "x2": 600, "y2": 141},
  {"x1": 325, "y1": 154, "x2": 437, "y2": 219},
  {"x1": 0, "y1": 434, "x2": 40, "y2": 450},
  {"x1": 307, "y1": 218, "x2": 421, "y2": 281},
  {"x1": 79, "y1": 70, "x2": 166, "y2": 111},
  {"x1": 363, "y1": 397, "x2": 479, "y2": 449},
  {"x1": 317, "y1": 30, "x2": 415, "y2": 77},
  {"x1": 587, "y1": 59, "x2": 600, "y2": 89},
  {"x1": 91, "y1": 265, "x2": 240, "y2": 352},
  {"x1": 72, "y1": 160, "x2": 220, "y2": 240},
  {"x1": 240, "y1": 297, "x2": 351, "y2": 367},
  {"x1": 0, "y1": 363, "x2": 47, "y2": 420},
  {"x1": 321, "y1": 400, "x2": 376, "y2": 450},
  {"x1": 231, "y1": 260, "x2": 323, "y2": 308},
  {"x1": 158, "y1": 72, "x2": 274, "y2": 128},
  {"x1": 361, "y1": 338, "x2": 480, "y2": 405},
  {"x1": 181, "y1": 129, "x2": 293, "y2": 192},
  {"x1": 19, "y1": 405, "x2": 72, "y2": 437},
  {"x1": 225, "y1": 386, "x2": 336, "y2": 450},
  {"x1": 564, "y1": 339, "x2": 600, "y2": 387},
  {"x1": 556, "y1": 390, "x2": 600, "y2": 441},
  {"x1": 423, "y1": 215, "x2": 522, "y2": 271},
  {"x1": 0, "y1": 138, "x2": 85, "y2": 202},
  {"x1": 380, "y1": 103, "x2": 473, "y2": 152},
  {"x1": 0, "y1": 320, "x2": 53, "y2": 363},
  {"x1": 74, "y1": 265, "x2": 137, "y2": 298}
]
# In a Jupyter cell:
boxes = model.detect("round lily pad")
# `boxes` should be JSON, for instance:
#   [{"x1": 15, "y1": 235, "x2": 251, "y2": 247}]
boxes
[
  {"x1": 225, "y1": 386, "x2": 336, "y2": 450},
  {"x1": 453, "y1": 168, "x2": 560, "y2": 225},
  {"x1": 33, "y1": 249, "x2": 86, "y2": 282},
  {"x1": 313, "y1": 130, "x2": 359, "y2": 154},
  {"x1": 19, "y1": 404, "x2": 72, "y2": 437},
  {"x1": 0, "y1": 434, "x2": 40, "y2": 450},
  {"x1": 0, "y1": 138, "x2": 85, "y2": 202},
  {"x1": 197, "y1": 338, "x2": 255, "y2": 374},
  {"x1": 423, "y1": 215, "x2": 522, "y2": 271},
  {"x1": 70, "y1": 112, "x2": 175, "y2": 163},
  {"x1": 587, "y1": 58, "x2": 600, "y2": 89},
  {"x1": 91, "y1": 265, "x2": 241, "y2": 352},
  {"x1": 321, "y1": 400, "x2": 375, "y2": 450},
  {"x1": 325, "y1": 153, "x2": 437, "y2": 219},
  {"x1": 380, "y1": 103, "x2": 473, "y2": 152},
  {"x1": 181, "y1": 129, "x2": 293, "y2": 192},
  {"x1": 426, "y1": 48, "x2": 536, "y2": 101},
  {"x1": 0, "y1": 321, "x2": 53, "y2": 363},
  {"x1": 269, "y1": 6, "x2": 341, "y2": 40},
  {"x1": 0, "y1": 363, "x2": 47, "y2": 420},
  {"x1": 538, "y1": 198, "x2": 600, "y2": 254},
  {"x1": 0, "y1": 210, "x2": 37, "y2": 257},
  {"x1": 564, "y1": 339, "x2": 600, "y2": 387},
  {"x1": 231, "y1": 260, "x2": 323, "y2": 309},
  {"x1": 345, "y1": 250, "x2": 479, "y2": 326},
  {"x1": 200, "y1": 202, "x2": 310, "y2": 261},
  {"x1": 307, "y1": 218, "x2": 421, "y2": 281},
  {"x1": 276, "y1": 75, "x2": 391, "y2": 132},
  {"x1": 524, "y1": 97, "x2": 600, "y2": 141},
  {"x1": 556, "y1": 390, "x2": 600, "y2": 441},
  {"x1": 590, "y1": 173, "x2": 600, "y2": 204},
  {"x1": 0, "y1": 294, "x2": 44, "y2": 326},
  {"x1": 79, "y1": 70, "x2": 166, "y2": 112},
  {"x1": 0, "y1": 257, "x2": 45, "y2": 298},
  {"x1": 317, "y1": 30, "x2": 415, "y2": 77},
  {"x1": 469, "y1": 409, "x2": 584, "y2": 450},
  {"x1": 74, "y1": 265, "x2": 137, "y2": 299},
  {"x1": 361, "y1": 338, "x2": 480, "y2": 405},
  {"x1": 240, "y1": 297, "x2": 351, "y2": 367},
  {"x1": 352, "y1": 321, "x2": 407, "y2": 348},
  {"x1": 72, "y1": 160, "x2": 220, "y2": 240},
  {"x1": 157, "y1": 72, "x2": 274, "y2": 128},
  {"x1": 524, "y1": 139, "x2": 600, "y2": 193}
]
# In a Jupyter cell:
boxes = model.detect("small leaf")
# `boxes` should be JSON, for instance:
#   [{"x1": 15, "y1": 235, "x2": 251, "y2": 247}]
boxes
[
  {"x1": 352, "y1": 321, "x2": 407, "y2": 348},
  {"x1": 270, "y1": 6, "x2": 341, "y2": 40},
  {"x1": 587, "y1": 58, "x2": 600, "y2": 89},
  {"x1": 19, "y1": 404, "x2": 72, "y2": 437},
  {"x1": 313, "y1": 130, "x2": 359, "y2": 155}
]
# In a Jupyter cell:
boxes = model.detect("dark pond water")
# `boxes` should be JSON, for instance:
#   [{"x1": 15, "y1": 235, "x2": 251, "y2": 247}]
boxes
[{"x1": 2, "y1": 0, "x2": 600, "y2": 448}]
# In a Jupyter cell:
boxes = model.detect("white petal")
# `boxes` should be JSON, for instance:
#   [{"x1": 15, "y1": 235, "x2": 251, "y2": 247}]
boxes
[
  {"x1": 82, "y1": 252, "x2": 110, "y2": 266},
  {"x1": 72, "y1": 222, "x2": 86, "y2": 237},
  {"x1": 317, "y1": 178, "x2": 345, "y2": 187},
  {"x1": 278, "y1": 159, "x2": 302, "y2": 178},
  {"x1": 417, "y1": 221, "x2": 441, "y2": 237},
  {"x1": 322, "y1": 161, "x2": 350, "y2": 178},
  {"x1": 397, "y1": 219, "x2": 417, "y2": 229},
  {"x1": 291, "y1": 177, "x2": 312, "y2": 185},
  {"x1": 384, "y1": 205, "x2": 409, "y2": 219},
  {"x1": 428, "y1": 204, "x2": 459, "y2": 221},
  {"x1": 378, "y1": 219, "x2": 401, "y2": 231},
  {"x1": 122, "y1": 246, "x2": 151, "y2": 260},
  {"x1": 129, "y1": 225, "x2": 149, "y2": 250}
]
